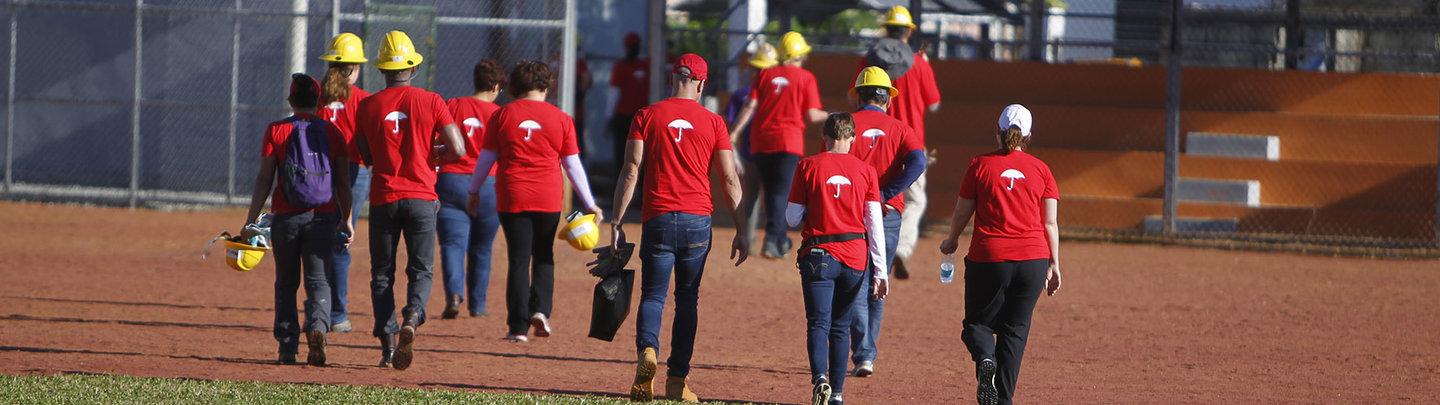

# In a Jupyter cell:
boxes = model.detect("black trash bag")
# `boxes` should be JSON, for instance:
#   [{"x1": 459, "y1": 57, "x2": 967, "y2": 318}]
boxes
[{"x1": 588, "y1": 268, "x2": 635, "y2": 342}]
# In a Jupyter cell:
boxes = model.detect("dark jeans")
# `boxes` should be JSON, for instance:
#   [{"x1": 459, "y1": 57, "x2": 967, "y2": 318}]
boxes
[
  {"x1": 753, "y1": 152, "x2": 800, "y2": 251},
  {"x1": 851, "y1": 208, "x2": 902, "y2": 363},
  {"x1": 636, "y1": 212, "x2": 712, "y2": 378},
  {"x1": 328, "y1": 163, "x2": 370, "y2": 324},
  {"x1": 368, "y1": 199, "x2": 437, "y2": 337},
  {"x1": 497, "y1": 211, "x2": 561, "y2": 335},
  {"x1": 738, "y1": 159, "x2": 763, "y2": 247},
  {"x1": 436, "y1": 173, "x2": 500, "y2": 315},
  {"x1": 609, "y1": 114, "x2": 634, "y2": 173},
  {"x1": 962, "y1": 258, "x2": 1048, "y2": 405},
  {"x1": 799, "y1": 248, "x2": 864, "y2": 396},
  {"x1": 271, "y1": 211, "x2": 335, "y2": 353}
]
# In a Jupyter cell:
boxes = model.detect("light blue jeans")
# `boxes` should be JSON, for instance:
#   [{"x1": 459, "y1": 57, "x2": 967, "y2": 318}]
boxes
[
  {"x1": 850, "y1": 208, "x2": 901, "y2": 364},
  {"x1": 435, "y1": 173, "x2": 499, "y2": 315},
  {"x1": 327, "y1": 163, "x2": 369, "y2": 324}
]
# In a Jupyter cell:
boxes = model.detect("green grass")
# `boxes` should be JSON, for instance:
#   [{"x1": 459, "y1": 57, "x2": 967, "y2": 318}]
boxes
[{"x1": 0, "y1": 373, "x2": 754, "y2": 405}]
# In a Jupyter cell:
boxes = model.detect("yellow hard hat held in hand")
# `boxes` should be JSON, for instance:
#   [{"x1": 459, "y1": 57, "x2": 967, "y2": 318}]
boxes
[
  {"x1": 559, "y1": 211, "x2": 600, "y2": 251},
  {"x1": 320, "y1": 32, "x2": 367, "y2": 64},
  {"x1": 780, "y1": 31, "x2": 811, "y2": 61},
  {"x1": 375, "y1": 30, "x2": 423, "y2": 71},
  {"x1": 749, "y1": 43, "x2": 778, "y2": 69},
  {"x1": 850, "y1": 66, "x2": 901, "y2": 100},
  {"x1": 885, "y1": 6, "x2": 918, "y2": 29},
  {"x1": 202, "y1": 231, "x2": 269, "y2": 272}
]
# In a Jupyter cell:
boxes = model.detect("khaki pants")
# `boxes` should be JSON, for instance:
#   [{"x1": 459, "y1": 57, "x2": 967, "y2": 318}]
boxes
[{"x1": 896, "y1": 169, "x2": 927, "y2": 260}]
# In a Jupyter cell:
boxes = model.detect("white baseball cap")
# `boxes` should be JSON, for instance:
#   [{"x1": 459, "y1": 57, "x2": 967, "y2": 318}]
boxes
[{"x1": 998, "y1": 104, "x2": 1032, "y2": 138}]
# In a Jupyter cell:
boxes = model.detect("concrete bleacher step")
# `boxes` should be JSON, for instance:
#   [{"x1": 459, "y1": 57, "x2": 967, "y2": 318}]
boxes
[
  {"x1": 1186, "y1": 132, "x2": 1279, "y2": 161},
  {"x1": 1176, "y1": 178, "x2": 1261, "y2": 207},
  {"x1": 1142, "y1": 215, "x2": 1240, "y2": 234}
]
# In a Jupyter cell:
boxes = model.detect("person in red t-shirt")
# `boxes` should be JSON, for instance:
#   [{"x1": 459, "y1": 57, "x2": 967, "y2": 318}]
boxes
[
  {"x1": 608, "y1": 32, "x2": 651, "y2": 177},
  {"x1": 729, "y1": 32, "x2": 829, "y2": 260},
  {"x1": 939, "y1": 104, "x2": 1062, "y2": 405},
  {"x1": 352, "y1": 31, "x2": 466, "y2": 371},
  {"x1": 317, "y1": 32, "x2": 372, "y2": 334},
  {"x1": 607, "y1": 54, "x2": 747, "y2": 402},
  {"x1": 435, "y1": 59, "x2": 506, "y2": 320},
  {"x1": 243, "y1": 73, "x2": 353, "y2": 366},
  {"x1": 844, "y1": 67, "x2": 928, "y2": 378},
  {"x1": 785, "y1": 113, "x2": 889, "y2": 405},
  {"x1": 466, "y1": 60, "x2": 603, "y2": 343}
]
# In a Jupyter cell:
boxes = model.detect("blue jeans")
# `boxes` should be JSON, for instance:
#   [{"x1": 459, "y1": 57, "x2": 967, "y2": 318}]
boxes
[
  {"x1": 850, "y1": 208, "x2": 901, "y2": 364},
  {"x1": 436, "y1": 173, "x2": 500, "y2": 315},
  {"x1": 799, "y1": 248, "x2": 864, "y2": 396},
  {"x1": 328, "y1": 163, "x2": 370, "y2": 324},
  {"x1": 636, "y1": 212, "x2": 712, "y2": 378},
  {"x1": 753, "y1": 152, "x2": 799, "y2": 251}
]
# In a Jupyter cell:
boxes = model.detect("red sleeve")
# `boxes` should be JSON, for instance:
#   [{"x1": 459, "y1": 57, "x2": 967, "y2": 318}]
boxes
[
  {"x1": 1041, "y1": 162, "x2": 1059, "y2": 200},
  {"x1": 920, "y1": 59, "x2": 941, "y2": 105},
  {"x1": 560, "y1": 114, "x2": 580, "y2": 156},
  {"x1": 713, "y1": 115, "x2": 731, "y2": 152},
  {"x1": 748, "y1": 73, "x2": 762, "y2": 100},
  {"x1": 959, "y1": 157, "x2": 980, "y2": 200},
  {"x1": 865, "y1": 166, "x2": 881, "y2": 203},
  {"x1": 627, "y1": 108, "x2": 647, "y2": 141},
  {"x1": 482, "y1": 110, "x2": 502, "y2": 151},
  {"x1": 802, "y1": 73, "x2": 822, "y2": 111},
  {"x1": 261, "y1": 124, "x2": 279, "y2": 157},
  {"x1": 325, "y1": 122, "x2": 347, "y2": 160},
  {"x1": 433, "y1": 94, "x2": 456, "y2": 129},
  {"x1": 788, "y1": 160, "x2": 808, "y2": 205}
]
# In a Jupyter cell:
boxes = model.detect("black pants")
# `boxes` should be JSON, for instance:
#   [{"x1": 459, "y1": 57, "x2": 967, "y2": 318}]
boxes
[
  {"x1": 609, "y1": 114, "x2": 634, "y2": 174},
  {"x1": 369, "y1": 199, "x2": 437, "y2": 337},
  {"x1": 498, "y1": 211, "x2": 561, "y2": 335},
  {"x1": 753, "y1": 152, "x2": 800, "y2": 251},
  {"x1": 962, "y1": 258, "x2": 1047, "y2": 405},
  {"x1": 271, "y1": 211, "x2": 334, "y2": 353}
]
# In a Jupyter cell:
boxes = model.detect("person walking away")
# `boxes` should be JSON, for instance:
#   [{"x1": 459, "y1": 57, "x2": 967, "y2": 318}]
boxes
[
  {"x1": 729, "y1": 31, "x2": 828, "y2": 260},
  {"x1": 437, "y1": 59, "x2": 506, "y2": 319},
  {"x1": 467, "y1": 60, "x2": 603, "y2": 343},
  {"x1": 724, "y1": 43, "x2": 776, "y2": 254},
  {"x1": 608, "y1": 32, "x2": 651, "y2": 180},
  {"x1": 244, "y1": 73, "x2": 353, "y2": 366},
  {"x1": 317, "y1": 32, "x2": 371, "y2": 333},
  {"x1": 938, "y1": 105, "x2": 1062, "y2": 405},
  {"x1": 610, "y1": 54, "x2": 749, "y2": 403},
  {"x1": 844, "y1": 67, "x2": 926, "y2": 377},
  {"x1": 785, "y1": 113, "x2": 889, "y2": 405},
  {"x1": 353, "y1": 30, "x2": 467, "y2": 370}
]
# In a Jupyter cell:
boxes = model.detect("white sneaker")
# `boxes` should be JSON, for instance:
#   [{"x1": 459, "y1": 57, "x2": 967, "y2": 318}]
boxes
[
  {"x1": 530, "y1": 313, "x2": 552, "y2": 338},
  {"x1": 504, "y1": 334, "x2": 528, "y2": 343}
]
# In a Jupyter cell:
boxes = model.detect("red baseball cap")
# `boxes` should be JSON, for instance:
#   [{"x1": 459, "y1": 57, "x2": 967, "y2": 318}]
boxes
[
  {"x1": 289, "y1": 73, "x2": 320, "y2": 99},
  {"x1": 623, "y1": 32, "x2": 641, "y2": 47},
  {"x1": 672, "y1": 53, "x2": 707, "y2": 81}
]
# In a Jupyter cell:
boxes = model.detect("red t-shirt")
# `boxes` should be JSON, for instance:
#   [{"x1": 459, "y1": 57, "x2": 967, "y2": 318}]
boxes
[
  {"x1": 958, "y1": 150, "x2": 1059, "y2": 263},
  {"x1": 260, "y1": 114, "x2": 347, "y2": 215},
  {"x1": 355, "y1": 86, "x2": 456, "y2": 205},
  {"x1": 443, "y1": 97, "x2": 501, "y2": 176},
  {"x1": 849, "y1": 109, "x2": 922, "y2": 213},
  {"x1": 610, "y1": 58, "x2": 651, "y2": 115},
  {"x1": 789, "y1": 152, "x2": 881, "y2": 272},
  {"x1": 483, "y1": 99, "x2": 580, "y2": 213},
  {"x1": 319, "y1": 85, "x2": 372, "y2": 165},
  {"x1": 749, "y1": 64, "x2": 822, "y2": 156},
  {"x1": 855, "y1": 54, "x2": 941, "y2": 144},
  {"x1": 628, "y1": 97, "x2": 732, "y2": 222}
]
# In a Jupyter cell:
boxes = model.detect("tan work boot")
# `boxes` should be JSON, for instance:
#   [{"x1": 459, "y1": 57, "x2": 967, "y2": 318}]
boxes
[
  {"x1": 665, "y1": 376, "x2": 699, "y2": 402},
  {"x1": 631, "y1": 347, "x2": 658, "y2": 401}
]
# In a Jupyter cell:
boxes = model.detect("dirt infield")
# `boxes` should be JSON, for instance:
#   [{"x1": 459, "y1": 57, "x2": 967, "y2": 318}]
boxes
[{"x1": 1, "y1": 201, "x2": 1437, "y2": 404}]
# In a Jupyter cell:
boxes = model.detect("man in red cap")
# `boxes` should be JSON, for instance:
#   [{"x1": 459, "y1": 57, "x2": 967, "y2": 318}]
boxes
[
  {"x1": 608, "y1": 32, "x2": 651, "y2": 181},
  {"x1": 610, "y1": 53, "x2": 748, "y2": 403}
]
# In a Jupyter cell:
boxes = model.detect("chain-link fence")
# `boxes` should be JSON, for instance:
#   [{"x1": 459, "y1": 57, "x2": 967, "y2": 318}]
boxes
[{"x1": 0, "y1": 0, "x2": 576, "y2": 208}]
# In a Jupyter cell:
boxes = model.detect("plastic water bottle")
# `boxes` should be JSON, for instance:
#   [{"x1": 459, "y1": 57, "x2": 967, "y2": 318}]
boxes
[{"x1": 940, "y1": 254, "x2": 955, "y2": 284}]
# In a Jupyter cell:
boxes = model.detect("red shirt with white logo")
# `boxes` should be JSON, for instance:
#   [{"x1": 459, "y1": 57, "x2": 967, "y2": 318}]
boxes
[
  {"x1": 958, "y1": 150, "x2": 1059, "y2": 263},
  {"x1": 355, "y1": 86, "x2": 456, "y2": 205},
  {"x1": 749, "y1": 64, "x2": 822, "y2": 156},
  {"x1": 319, "y1": 85, "x2": 372, "y2": 165},
  {"x1": 789, "y1": 152, "x2": 881, "y2": 272},
  {"x1": 610, "y1": 58, "x2": 651, "y2": 115},
  {"x1": 443, "y1": 97, "x2": 500, "y2": 176},
  {"x1": 628, "y1": 97, "x2": 732, "y2": 222},
  {"x1": 483, "y1": 99, "x2": 580, "y2": 213},
  {"x1": 261, "y1": 113, "x2": 347, "y2": 215},
  {"x1": 849, "y1": 109, "x2": 922, "y2": 213},
  {"x1": 855, "y1": 54, "x2": 941, "y2": 144}
]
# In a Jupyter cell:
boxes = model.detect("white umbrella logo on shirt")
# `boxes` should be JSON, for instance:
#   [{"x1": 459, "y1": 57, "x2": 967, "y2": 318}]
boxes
[
  {"x1": 668, "y1": 119, "x2": 693, "y2": 143},
  {"x1": 862, "y1": 128, "x2": 885, "y2": 149},
  {"x1": 325, "y1": 101, "x2": 344, "y2": 123},
  {"x1": 519, "y1": 120, "x2": 542, "y2": 141},
  {"x1": 1001, "y1": 169, "x2": 1026, "y2": 190},
  {"x1": 462, "y1": 118, "x2": 483, "y2": 138},
  {"x1": 771, "y1": 77, "x2": 790, "y2": 95},
  {"x1": 384, "y1": 111, "x2": 408, "y2": 134},
  {"x1": 826, "y1": 175, "x2": 851, "y2": 199}
]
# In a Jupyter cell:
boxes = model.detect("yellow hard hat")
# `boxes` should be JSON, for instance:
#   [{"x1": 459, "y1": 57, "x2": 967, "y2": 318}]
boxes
[
  {"x1": 559, "y1": 212, "x2": 600, "y2": 251},
  {"x1": 374, "y1": 30, "x2": 424, "y2": 71},
  {"x1": 884, "y1": 6, "x2": 918, "y2": 29},
  {"x1": 850, "y1": 66, "x2": 900, "y2": 100},
  {"x1": 223, "y1": 239, "x2": 268, "y2": 272},
  {"x1": 749, "y1": 43, "x2": 778, "y2": 69},
  {"x1": 780, "y1": 31, "x2": 811, "y2": 61},
  {"x1": 320, "y1": 32, "x2": 367, "y2": 63}
]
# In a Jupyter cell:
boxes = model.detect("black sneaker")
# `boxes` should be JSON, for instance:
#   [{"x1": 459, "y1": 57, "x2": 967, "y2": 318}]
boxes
[
  {"x1": 828, "y1": 398, "x2": 844, "y2": 405},
  {"x1": 277, "y1": 352, "x2": 297, "y2": 364},
  {"x1": 893, "y1": 256, "x2": 911, "y2": 280},
  {"x1": 976, "y1": 358, "x2": 998, "y2": 405},
  {"x1": 812, "y1": 376, "x2": 832, "y2": 405}
]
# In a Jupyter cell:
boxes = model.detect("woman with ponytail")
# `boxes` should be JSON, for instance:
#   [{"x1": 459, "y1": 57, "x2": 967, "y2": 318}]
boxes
[
  {"x1": 938, "y1": 104, "x2": 1062, "y2": 405},
  {"x1": 317, "y1": 32, "x2": 373, "y2": 334}
]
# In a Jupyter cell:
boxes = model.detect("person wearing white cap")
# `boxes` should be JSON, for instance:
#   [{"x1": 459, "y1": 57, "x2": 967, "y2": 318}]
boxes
[{"x1": 938, "y1": 104, "x2": 1062, "y2": 405}]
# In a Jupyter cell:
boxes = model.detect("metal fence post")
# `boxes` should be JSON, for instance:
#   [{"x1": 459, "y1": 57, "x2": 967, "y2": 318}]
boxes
[
  {"x1": 1161, "y1": 0, "x2": 1183, "y2": 234},
  {"x1": 5, "y1": 6, "x2": 15, "y2": 195},
  {"x1": 647, "y1": 0, "x2": 663, "y2": 105},
  {"x1": 228, "y1": 0, "x2": 241, "y2": 205},
  {"x1": 130, "y1": 0, "x2": 144, "y2": 208},
  {"x1": 1027, "y1": 0, "x2": 1047, "y2": 62},
  {"x1": 560, "y1": 0, "x2": 576, "y2": 117}
]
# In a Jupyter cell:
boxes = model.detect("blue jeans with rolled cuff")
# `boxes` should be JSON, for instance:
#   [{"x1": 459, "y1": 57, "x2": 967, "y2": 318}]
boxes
[
  {"x1": 850, "y1": 208, "x2": 901, "y2": 364},
  {"x1": 799, "y1": 248, "x2": 865, "y2": 397},
  {"x1": 436, "y1": 173, "x2": 500, "y2": 315},
  {"x1": 635, "y1": 212, "x2": 712, "y2": 378}
]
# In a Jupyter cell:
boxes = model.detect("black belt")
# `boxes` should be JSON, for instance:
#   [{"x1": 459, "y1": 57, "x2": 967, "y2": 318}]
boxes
[{"x1": 798, "y1": 233, "x2": 866, "y2": 259}]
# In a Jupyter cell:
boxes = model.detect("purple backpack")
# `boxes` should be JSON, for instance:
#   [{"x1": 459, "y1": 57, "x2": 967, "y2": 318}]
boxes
[{"x1": 280, "y1": 116, "x2": 334, "y2": 210}]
